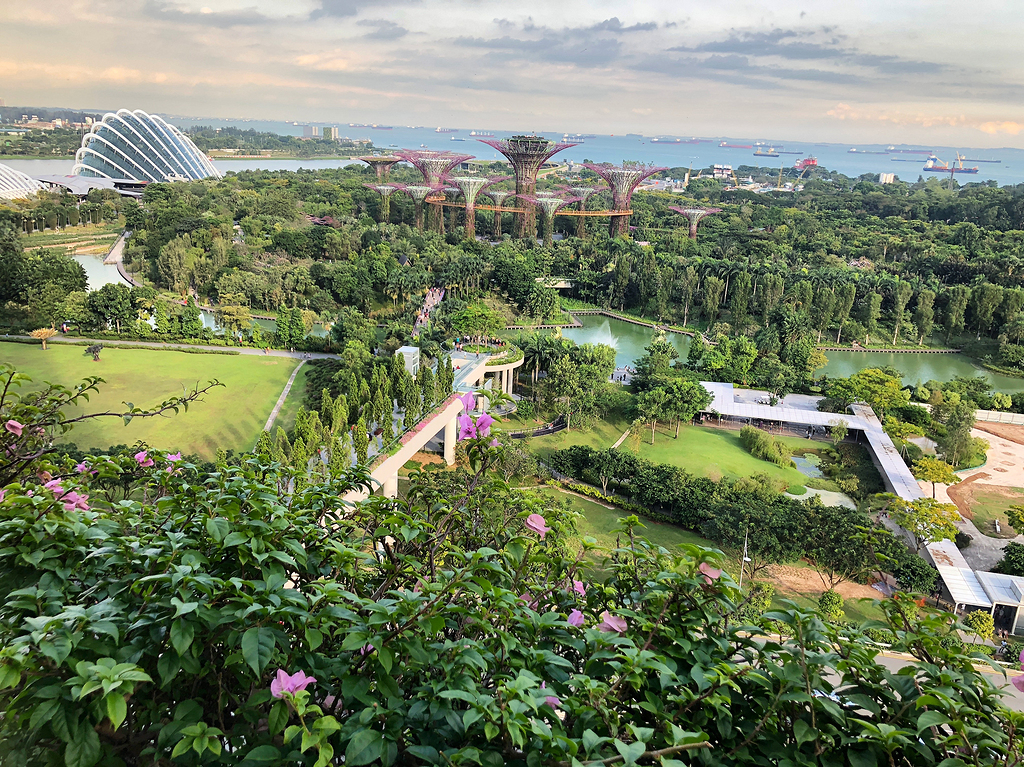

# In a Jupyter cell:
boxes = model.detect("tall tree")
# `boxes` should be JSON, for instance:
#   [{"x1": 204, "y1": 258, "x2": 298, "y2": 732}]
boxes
[
  {"x1": 833, "y1": 283, "x2": 856, "y2": 343},
  {"x1": 971, "y1": 283, "x2": 1004, "y2": 340},
  {"x1": 913, "y1": 289, "x2": 936, "y2": 345},
  {"x1": 890, "y1": 282, "x2": 914, "y2": 345},
  {"x1": 943, "y1": 285, "x2": 970, "y2": 343}
]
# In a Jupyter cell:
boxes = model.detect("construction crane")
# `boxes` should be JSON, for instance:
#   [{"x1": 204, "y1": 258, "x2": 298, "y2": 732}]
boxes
[{"x1": 777, "y1": 163, "x2": 784, "y2": 190}]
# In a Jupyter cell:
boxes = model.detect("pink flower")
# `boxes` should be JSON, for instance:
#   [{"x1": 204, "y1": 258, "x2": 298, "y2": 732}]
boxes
[
  {"x1": 360, "y1": 644, "x2": 374, "y2": 656},
  {"x1": 37, "y1": 471, "x2": 52, "y2": 482},
  {"x1": 475, "y1": 412, "x2": 494, "y2": 437},
  {"x1": 458, "y1": 391, "x2": 475, "y2": 411},
  {"x1": 525, "y1": 513, "x2": 550, "y2": 540},
  {"x1": 0, "y1": 489, "x2": 5, "y2": 503},
  {"x1": 61, "y1": 491, "x2": 89, "y2": 512},
  {"x1": 44, "y1": 479, "x2": 63, "y2": 492},
  {"x1": 457, "y1": 413, "x2": 477, "y2": 441},
  {"x1": 572, "y1": 580, "x2": 586, "y2": 597},
  {"x1": 568, "y1": 609, "x2": 585, "y2": 627},
  {"x1": 270, "y1": 669, "x2": 317, "y2": 698},
  {"x1": 541, "y1": 682, "x2": 561, "y2": 709},
  {"x1": 489, "y1": 438, "x2": 499, "y2": 447},
  {"x1": 598, "y1": 611, "x2": 627, "y2": 634},
  {"x1": 75, "y1": 462, "x2": 89, "y2": 474},
  {"x1": 1018, "y1": 649, "x2": 1024, "y2": 666},
  {"x1": 699, "y1": 562, "x2": 722, "y2": 585},
  {"x1": 1013, "y1": 674, "x2": 1024, "y2": 694},
  {"x1": 518, "y1": 592, "x2": 538, "y2": 610},
  {"x1": 5, "y1": 420, "x2": 23, "y2": 437},
  {"x1": 134, "y1": 451, "x2": 154, "y2": 468},
  {"x1": 168, "y1": 452, "x2": 182, "y2": 462}
]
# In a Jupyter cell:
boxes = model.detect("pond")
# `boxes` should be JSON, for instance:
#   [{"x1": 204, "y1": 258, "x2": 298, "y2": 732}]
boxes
[{"x1": 540, "y1": 313, "x2": 1024, "y2": 393}]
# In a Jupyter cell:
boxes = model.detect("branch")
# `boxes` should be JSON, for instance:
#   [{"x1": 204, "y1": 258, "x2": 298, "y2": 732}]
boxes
[
  {"x1": 555, "y1": 741, "x2": 712, "y2": 767},
  {"x1": 58, "y1": 381, "x2": 224, "y2": 426}
]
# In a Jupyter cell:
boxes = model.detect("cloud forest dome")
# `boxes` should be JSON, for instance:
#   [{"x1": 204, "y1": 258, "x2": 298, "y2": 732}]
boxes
[
  {"x1": 72, "y1": 109, "x2": 220, "y2": 182},
  {"x1": 0, "y1": 163, "x2": 44, "y2": 200}
]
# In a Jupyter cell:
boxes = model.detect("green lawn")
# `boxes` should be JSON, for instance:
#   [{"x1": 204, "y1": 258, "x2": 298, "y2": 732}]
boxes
[
  {"x1": 633, "y1": 423, "x2": 820, "y2": 488},
  {"x1": 273, "y1": 362, "x2": 310, "y2": 436},
  {"x1": 1, "y1": 342, "x2": 299, "y2": 458},
  {"x1": 965, "y1": 486, "x2": 1024, "y2": 539},
  {"x1": 524, "y1": 415, "x2": 632, "y2": 463}
]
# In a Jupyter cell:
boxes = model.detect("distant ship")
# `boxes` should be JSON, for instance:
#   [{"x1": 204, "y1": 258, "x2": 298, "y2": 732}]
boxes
[
  {"x1": 794, "y1": 157, "x2": 818, "y2": 170},
  {"x1": 349, "y1": 123, "x2": 367, "y2": 128},
  {"x1": 924, "y1": 153, "x2": 979, "y2": 174},
  {"x1": 626, "y1": 133, "x2": 642, "y2": 137},
  {"x1": 848, "y1": 147, "x2": 888, "y2": 154},
  {"x1": 651, "y1": 137, "x2": 681, "y2": 143},
  {"x1": 469, "y1": 131, "x2": 495, "y2": 137},
  {"x1": 962, "y1": 157, "x2": 1002, "y2": 163},
  {"x1": 720, "y1": 141, "x2": 753, "y2": 148},
  {"x1": 561, "y1": 133, "x2": 586, "y2": 144},
  {"x1": 753, "y1": 147, "x2": 780, "y2": 157},
  {"x1": 888, "y1": 146, "x2": 933, "y2": 154},
  {"x1": 581, "y1": 134, "x2": 598, "y2": 139},
  {"x1": 435, "y1": 127, "x2": 458, "y2": 133},
  {"x1": 371, "y1": 125, "x2": 393, "y2": 130},
  {"x1": 450, "y1": 137, "x2": 467, "y2": 141}
]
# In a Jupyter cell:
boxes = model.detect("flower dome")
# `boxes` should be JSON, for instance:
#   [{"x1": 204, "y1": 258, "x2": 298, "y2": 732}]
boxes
[
  {"x1": 0, "y1": 163, "x2": 45, "y2": 200},
  {"x1": 73, "y1": 109, "x2": 220, "y2": 182}
]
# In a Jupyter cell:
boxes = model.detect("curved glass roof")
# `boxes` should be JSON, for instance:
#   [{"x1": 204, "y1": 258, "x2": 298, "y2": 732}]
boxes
[
  {"x1": 73, "y1": 109, "x2": 220, "y2": 182},
  {"x1": 0, "y1": 163, "x2": 45, "y2": 200}
]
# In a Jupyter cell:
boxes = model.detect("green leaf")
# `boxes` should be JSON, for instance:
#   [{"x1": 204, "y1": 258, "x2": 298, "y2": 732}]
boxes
[
  {"x1": 284, "y1": 725, "x2": 303, "y2": 744},
  {"x1": 269, "y1": 700, "x2": 289, "y2": 735},
  {"x1": 305, "y1": 628, "x2": 324, "y2": 651},
  {"x1": 244, "y1": 745, "x2": 281, "y2": 762},
  {"x1": 916, "y1": 711, "x2": 950, "y2": 732},
  {"x1": 170, "y1": 597, "x2": 199, "y2": 619},
  {"x1": 406, "y1": 745, "x2": 439, "y2": 763},
  {"x1": 612, "y1": 739, "x2": 645, "y2": 767},
  {"x1": 346, "y1": 728, "x2": 384, "y2": 767},
  {"x1": 169, "y1": 619, "x2": 194, "y2": 656},
  {"x1": 484, "y1": 723, "x2": 499, "y2": 742},
  {"x1": 65, "y1": 721, "x2": 101, "y2": 767},
  {"x1": 171, "y1": 738, "x2": 193, "y2": 758},
  {"x1": 793, "y1": 719, "x2": 816, "y2": 745},
  {"x1": 205, "y1": 517, "x2": 230, "y2": 543},
  {"x1": 241, "y1": 627, "x2": 275, "y2": 675},
  {"x1": 223, "y1": 531, "x2": 248, "y2": 547},
  {"x1": 848, "y1": 749, "x2": 878, "y2": 767},
  {"x1": 157, "y1": 651, "x2": 180, "y2": 687},
  {"x1": 105, "y1": 693, "x2": 127, "y2": 730}
]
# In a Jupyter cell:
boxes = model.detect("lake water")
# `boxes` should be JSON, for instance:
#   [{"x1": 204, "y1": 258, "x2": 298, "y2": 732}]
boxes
[{"x1": 544, "y1": 313, "x2": 1024, "y2": 392}]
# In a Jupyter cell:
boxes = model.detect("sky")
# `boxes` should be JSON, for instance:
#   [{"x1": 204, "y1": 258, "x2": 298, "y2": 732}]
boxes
[{"x1": 1, "y1": 0, "x2": 1023, "y2": 147}]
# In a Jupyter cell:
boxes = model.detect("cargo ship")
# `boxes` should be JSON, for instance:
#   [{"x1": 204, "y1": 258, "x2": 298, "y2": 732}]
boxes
[
  {"x1": 924, "y1": 153, "x2": 979, "y2": 174},
  {"x1": 848, "y1": 147, "x2": 888, "y2": 154},
  {"x1": 888, "y1": 146, "x2": 933, "y2": 154},
  {"x1": 450, "y1": 137, "x2": 467, "y2": 141},
  {"x1": 562, "y1": 133, "x2": 586, "y2": 144},
  {"x1": 753, "y1": 147, "x2": 780, "y2": 157},
  {"x1": 469, "y1": 131, "x2": 494, "y2": 137},
  {"x1": 719, "y1": 141, "x2": 753, "y2": 148},
  {"x1": 962, "y1": 157, "x2": 1002, "y2": 163},
  {"x1": 651, "y1": 137, "x2": 682, "y2": 143},
  {"x1": 435, "y1": 127, "x2": 458, "y2": 133},
  {"x1": 794, "y1": 157, "x2": 818, "y2": 170},
  {"x1": 371, "y1": 125, "x2": 393, "y2": 130}
]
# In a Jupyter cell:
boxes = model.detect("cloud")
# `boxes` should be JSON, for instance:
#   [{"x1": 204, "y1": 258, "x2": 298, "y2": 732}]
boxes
[
  {"x1": 311, "y1": 0, "x2": 419, "y2": 19},
  {"x1": 141, "y1": 0, "x2": 273, "y2": 27},
  {"x1": 979, "y1": 121, "x2": 1024, "y2": 136},
  {"x1": 826, "y1": 103, "x2": 967, "y2": 128},
  {"x1": 357, "y1": 19, "x2": 408, "y2": 40},
  {"x1": 588, "y1": 18, "x2": 657, "y2": 33}
]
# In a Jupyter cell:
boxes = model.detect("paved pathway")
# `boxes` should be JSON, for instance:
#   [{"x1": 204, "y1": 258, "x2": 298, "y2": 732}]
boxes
[
  {"x1": 5, "y1": 335, "x2": 336, "y2": 360},
  {"x1": 264, "y1": 360, "x2": 306, "y2": 433}
]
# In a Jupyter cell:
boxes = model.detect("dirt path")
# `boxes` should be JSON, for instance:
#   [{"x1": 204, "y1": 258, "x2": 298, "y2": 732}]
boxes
[
  {"x1": 766, "y1": 564, "x2": 883, "y2": 602},
  {"x1": 947, "y1": 471, "x2": 992, "y2": 519}
]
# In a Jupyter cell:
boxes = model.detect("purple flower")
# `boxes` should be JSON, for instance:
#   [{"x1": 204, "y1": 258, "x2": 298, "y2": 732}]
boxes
[
  {"x1": 0, "y1": 489, "x2": 5, "y2": 503},
  {"x1": 44, "y1": 479, "x2": 64, "y2": 493},
  {"x1": 168, "y1": 452, "x2": 182, "y2": 462},
  {"x1": 270, "y1": 669, "x2": 317, "y2": 698},
  {"x1": 699, "y1": 562, "x2": 722, "y2": 585},
  {"x1": 475, "y1": 412, "x2": 494, "y2": 437},
  {"x1": 61, "y1": 491, "x2": 89, "y2": 512},
  {"x1": 5, "y1": 420, "x2": 23, "y2": 437},
  {"x1": 489, "y1": 438, "x2": 499, "y2": 447},
  {"x1": 572, "y1": 580, "x2": 586, "y2": 597},
  {"x1": 360, "y1": 644, "x2": 374, "y2": 656},
  {"x1": 457, "y1": 413, "x2": 477, "y2": 441},
  {"x1": 598, "y1": 611, "x2": 627, "y2": 634},
  {"x1": 541, "y1": 682, "x2": 562, "y2": 709},
  {"x1": 1013, "y1": 674, "x2": 1024, "y2": 694},
  {"x1": 518, "y1": 592, "x2": 538, "y2": 610},
  {"x1": 75, "y1": 462, "x2": 89, "y2": 474},
  {"x1": 525, "y1": 513, "x2": 550, "y2": 540},
  {"x1": 134, "y1": 451, "x2": 154, "y2": 468},
  {"x1": 458, "y1": 391, "x2": 475, "y2": 411},
  {"x1": 568, "y1": 609, "x2": 585, "y2": 627}
]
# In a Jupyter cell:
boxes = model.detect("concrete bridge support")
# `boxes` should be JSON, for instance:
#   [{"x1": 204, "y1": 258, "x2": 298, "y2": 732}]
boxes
[
  {"x1": 444, "y1": 415, "x2": 457, "y2": 466},
  {"x1": 382, "y1": 472, "x2": 399, "y2": 498}
]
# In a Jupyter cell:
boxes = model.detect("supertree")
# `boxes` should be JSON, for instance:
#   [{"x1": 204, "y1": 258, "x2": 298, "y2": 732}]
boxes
[
  {"x1": 519, "y1": 195, "x2": 579, "y2": 248},
  {"x1": 582, "y1": 162, "x2": 667, "y2": 238},
  {"x1": 355, "y1": 155, "x2": 401, "y2": 182},
  {"x1": 566, "y1": 185, "x2": 604, "y2": 239},
  {"x1": 435, "y1": 186, "x2": 462, "y2": 236},
  {"x1": 396, "y1": 184, "x2": 441, "y2": 232},
  {"x1": 479, "y1": 136, "x2": 572, "y2": 239},
  {"x1": 397, "y1": 150, "x2": 473, "y2": 185},
  {"x1": 364, "y1": 183, "x2": 397, "y2": 224},
  {"x1": 670, "y1": 206, "x2": 722, "y2": 239},
  {"x1": 485, "y1": 189, "x2": 513, "y2": 238},
  {"x1": 448, "y1": 175, "x2": 509, "y2": 239}
]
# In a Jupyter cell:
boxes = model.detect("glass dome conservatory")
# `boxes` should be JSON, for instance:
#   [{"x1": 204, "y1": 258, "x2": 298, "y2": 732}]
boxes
[
  {"x1": 0, "y1": 163, "x2": 45, "y2": 200},
  {"x1": 73, "y1": 109, "x2": 220, "y2": 182}
]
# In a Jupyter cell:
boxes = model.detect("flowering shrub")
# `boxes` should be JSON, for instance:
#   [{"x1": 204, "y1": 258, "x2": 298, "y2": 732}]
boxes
[{"x1": 0, "y1": 366, "x2": 1022, "y2": 765}]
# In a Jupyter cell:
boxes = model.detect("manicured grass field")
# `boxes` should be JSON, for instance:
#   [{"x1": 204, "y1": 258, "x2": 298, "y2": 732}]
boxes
[
  {"x1": 963, "y1": 486, "x2": 1024, "y2": 539},
  {"x1": 1, "y1": 342, "x2": 299, "y2": 458},
  {"x1": 520, "y1": 414, "x2": 632, "y2": 463},
  {"x1": 273, "y1": 362, "x2": 310, "y2": 436},
  {"x1": 634, "y1": 423, "x2": 820, "y2": 487}
]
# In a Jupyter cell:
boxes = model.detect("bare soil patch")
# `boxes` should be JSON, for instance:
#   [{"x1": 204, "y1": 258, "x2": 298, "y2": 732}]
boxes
[
  {"x1": 976, "y1": 422, "x2": 1024, "y2": 446},
  {"x1": 947, "y1": 472, "x2": 990, "y2": 520},
  {"x1": 766, "y1": 564, "x2": 881, "y2": 601},
  {"x1": 950, "y1": 480, "x2": 1024, "y2": 539}
]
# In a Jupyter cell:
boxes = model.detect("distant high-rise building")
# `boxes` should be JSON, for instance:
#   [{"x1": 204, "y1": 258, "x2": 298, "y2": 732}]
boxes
[
  {"x1": 302, "y1": 125, "x2": 319, "y2": 138},
  {"x1": 879, "y1": 173, "x2": 896, "y2": 184},
  {"x1": 324, "y1": 126, "x2": 340, "y2": 140}
]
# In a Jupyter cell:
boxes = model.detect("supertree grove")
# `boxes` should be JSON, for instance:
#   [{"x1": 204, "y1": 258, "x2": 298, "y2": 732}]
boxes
[
  {"x1": 479, "y1": 136, "x2": 572, "y2": 239},
  {"x1": 519, "y1": 195, "x2": 579, "y2": 248},
  {"x1": 355, "y1": 155, "x2": 401, "y2": 182},
  {"x1": 670, "y1": 206, "x2": 722, "y2": 239},
  {"x1": 566, "y1": 185, "x2": 603, "y2": 239},
  {"x1": 364, "y1": 183, "x2": 397, "y2": 224},
  {"x1": 582, "y1": 162, "x2": 667, "y2": 238},
  {"x1": 448, "y1": 176, "x2": 508, "y2": 239},
  {"x1": 396, "y1": 184, "x2": 441, "y2": 232},
  {"x1": 485, "y1": 189, "x2": 512, "y2": 238},
  {"x1": 397, "y1": 150, "x2": 473, "y2": 185}
]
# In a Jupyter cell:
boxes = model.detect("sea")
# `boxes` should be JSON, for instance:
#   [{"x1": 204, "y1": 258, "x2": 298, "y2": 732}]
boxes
[{"x1": 4, "y1": 117, "x2": 1022, "y2": 185}]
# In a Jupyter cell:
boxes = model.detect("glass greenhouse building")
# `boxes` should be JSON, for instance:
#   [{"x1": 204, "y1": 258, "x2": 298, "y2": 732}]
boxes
[
  {"x1": 73, "y1": 109, "x2": 220, "y2": 182},
  {"x1": 0, "y1": 163, "x2": 45, "y2": 200}
]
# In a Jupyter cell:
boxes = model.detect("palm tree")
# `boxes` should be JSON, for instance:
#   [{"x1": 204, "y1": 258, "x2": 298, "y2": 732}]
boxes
[{"x1": 521, "y1": 334, "x2": 550, "y2": 402}]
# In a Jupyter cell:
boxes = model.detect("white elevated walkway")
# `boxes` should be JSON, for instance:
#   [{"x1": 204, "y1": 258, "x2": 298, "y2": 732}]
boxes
[{"x1": 702, "y1": 382, "x2": 923, "y2": 501}]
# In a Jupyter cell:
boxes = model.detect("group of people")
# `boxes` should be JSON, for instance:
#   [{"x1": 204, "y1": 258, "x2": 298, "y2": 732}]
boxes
[{"x1": 414, "y1": 287, "x2": 445, "y2": 330}]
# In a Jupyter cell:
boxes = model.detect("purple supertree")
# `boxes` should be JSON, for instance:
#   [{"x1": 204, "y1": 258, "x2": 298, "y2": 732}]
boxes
[
  {"x1": 518, "y1": 195, "x2": 580, "y2": 248},
  {"x1": 363, "y1": 183, "x2": 398, "y2": 224},
  {"x1": 563, "y1": 184, "x2": 605, "y2": 238},
  {"x1": 356, "y1": 155, "x2": 401, "y2": 182},
  {"x1": 583, "y1": 162, "x2": 667, "y2": 238},
  {"x1": 484, "y1": 189, "x2": 513, "y2": 238},
  {"x1": 448, "y1": 175, "x2": 509, "y2": 239},
  {"x1": 479, "y1": 136, "x2": 572, "y2": 238},
  {"x1": 397, "y1": 149, "x2": 473, "y2": 185},
  {"x1": 670, "y1": 206, "x2": 722, "y2": 239},
  {"x1": 394, "y1": 183, "x2": 442, "y2": 232}
]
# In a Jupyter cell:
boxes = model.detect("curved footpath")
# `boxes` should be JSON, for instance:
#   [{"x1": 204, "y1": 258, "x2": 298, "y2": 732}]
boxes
[{"x1": 2, "y1": 335, "x2": 335, "y2": 360}]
